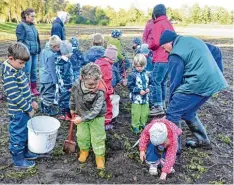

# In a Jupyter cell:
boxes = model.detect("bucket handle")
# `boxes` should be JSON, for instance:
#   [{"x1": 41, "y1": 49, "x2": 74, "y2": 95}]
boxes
[{"x1": 30, "y1": 116, "x2": 38, "y2": 135}]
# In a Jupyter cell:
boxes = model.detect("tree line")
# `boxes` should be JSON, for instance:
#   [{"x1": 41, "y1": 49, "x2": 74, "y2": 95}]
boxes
[{"x1": 0, "y1": 0, "x2": 233, "y2": 25}]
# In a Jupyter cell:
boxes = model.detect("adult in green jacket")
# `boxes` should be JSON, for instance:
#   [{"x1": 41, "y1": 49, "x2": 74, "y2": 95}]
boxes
[{"x1": 159, "y1": 30, "x2": 228, "y2": 154}]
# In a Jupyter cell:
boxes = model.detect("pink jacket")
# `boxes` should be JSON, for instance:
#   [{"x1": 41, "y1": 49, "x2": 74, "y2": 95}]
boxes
[
  {"x1": 95, "y1": 57, "x2": 114, "y2": 95},
  {"x1": 139, "y1": 118, "x2": 182, "y2": 174},
  {"x1": 142, "y1": 19, "x2": 154, "y2": 44},
  {"x1": 148, "y1": 15, "x2": 175, "y2": 63}
]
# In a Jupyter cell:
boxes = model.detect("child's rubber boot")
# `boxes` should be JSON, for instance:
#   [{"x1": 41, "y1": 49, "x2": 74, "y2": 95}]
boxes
[
  {"x1": 30, "y1": 82, "x2": 40, "y2": 96},
  {"x1": 132, "y1": 127, "x2": 140, "y2": 134},
  {"x1": 24, "y1": 147, "x2": 38, "y2": 160},
  {"x1": 12, "y1": 151, "x2": 35, "y2": 169},
  {"x1": 96, "y1": 156, "x2": 105, "y2": 169},
  {"x1": 78, "y1": 150, "x2": 89, "y2": 163}
]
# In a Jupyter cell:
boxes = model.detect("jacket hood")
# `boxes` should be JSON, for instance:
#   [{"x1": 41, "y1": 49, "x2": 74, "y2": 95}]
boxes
[
  {"x1": 74, "y1": 79, "x2": 107, "y2": 94},
  {"x1": 95, "y1": 57, "x2": 114, "y2": 66},
  {"x1": 53, "y1": 17, "x2": 64, "y2": 27},
  {"x1": 154, "y1": 15, "x2": 168, "y2": 24},
  {"x1": 57, "y1": 11, "x2": 69, "y2": 24}
]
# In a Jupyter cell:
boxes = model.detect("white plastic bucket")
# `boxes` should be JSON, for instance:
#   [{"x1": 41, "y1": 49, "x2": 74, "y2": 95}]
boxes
[
  {"x1": 27, "y1": 116, "x2": 61, "y2": 154},
  {"x1": 110, "y1": 94, "x2": 120, "y2": 118}
]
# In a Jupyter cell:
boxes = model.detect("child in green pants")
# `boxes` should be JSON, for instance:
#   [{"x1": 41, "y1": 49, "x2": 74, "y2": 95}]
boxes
[
  {"x1": 127, "y1": 54, "x2": 150, "y2": 134},
  {"x1": 70, "y1": 63, "x2": 107, "y2": 169}
]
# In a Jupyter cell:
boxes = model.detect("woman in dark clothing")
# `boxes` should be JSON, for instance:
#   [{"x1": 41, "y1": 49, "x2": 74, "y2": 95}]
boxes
[{"x1": 16, "y1": 8, "x2": 41, "y2": 96}]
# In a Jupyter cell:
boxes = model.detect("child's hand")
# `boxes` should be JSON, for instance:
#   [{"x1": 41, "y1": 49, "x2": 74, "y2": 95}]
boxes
[
  {"x1": 28, "y1": 110, "x2": 35, "y2": 118},
  {"x1": 140, "y1": 151, "x2": 146, "y2": 162},
  {"x1": 73, "y1": 116, "x2": 82, "y2": 125},
  {"x1": 159, "y1": 172, "x2": 167, "y2": 180},
  {"x1": 122, "y1": 79, "x2": 127, "y2": 86},
  {"x1": 70, "y1": 110, "x2": 76, "y2": 115},
  {"x1": 32, "y1": 101, "x2": 38, "y2": 110},
  {"x1": 140, "y1": 90, "x2": 146, "y2": 95},
  {"x1": 145, "y1": 88, "x2": 150, "y2": 93}
]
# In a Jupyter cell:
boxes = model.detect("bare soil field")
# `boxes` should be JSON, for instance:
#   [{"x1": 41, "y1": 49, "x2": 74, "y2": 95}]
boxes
[{"x1": 0, "y1": 26, "x2": 233, "y2": 184}]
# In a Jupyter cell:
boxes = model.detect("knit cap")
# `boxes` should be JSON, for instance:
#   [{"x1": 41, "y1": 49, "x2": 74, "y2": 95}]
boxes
[
  {"x1": 60, "y1": 40, "x2": 73, "y2": 55},
  {"x1": 159, "y1": 30, "x2": 178, "y2": 46},
  {"x1": 140, "y1": 44, "x2": 150, "y2": 55},
  {"x1": 93, "y1": 33, "x2": 104, "y2": 45},
  {"x1": 70, "y1": 37, "x2": 79, "y2": 47},
  {"x1": 149, "y1": 122, "x2": 168, "y2": 146},
  {"x1": 104, "y1": 45, "x2": 118, "y2": 61},
  {"x1": 132, "y1": 37, "x2": 142, "y2": 46}
]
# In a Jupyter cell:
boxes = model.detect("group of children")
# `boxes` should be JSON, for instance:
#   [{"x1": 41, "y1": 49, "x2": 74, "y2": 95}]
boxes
[{"x1": 2, "y1": 29, "x2": 183, "y2": 181}]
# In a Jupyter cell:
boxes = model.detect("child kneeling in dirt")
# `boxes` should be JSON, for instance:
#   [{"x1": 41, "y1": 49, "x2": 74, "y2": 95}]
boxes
[
  {"x1": 39, "y1": 35, "x2": 62, "y2": 115},
  {"x1": 70, "y1": 63, "x2": 107, "y2": 169},
  {"x1": 139, "y1": 117, "x2": 182, "y2": 180},
  {"x1": 128, "y1": 54, "x2": 150, "y2": 134},
  {"x1": 2, "y1": 43, "x2": 38, "y2": 168}
]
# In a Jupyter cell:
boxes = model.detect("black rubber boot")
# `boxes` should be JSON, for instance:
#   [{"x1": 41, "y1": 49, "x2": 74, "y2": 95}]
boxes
[{"x1": 185, "y1": 116, "x2": 211, "y2": 149}]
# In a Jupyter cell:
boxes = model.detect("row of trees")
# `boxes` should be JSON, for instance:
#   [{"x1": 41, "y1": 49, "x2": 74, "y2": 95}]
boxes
[{"x1": 0, "y1": 0, "x2": 233, "y2": 25}]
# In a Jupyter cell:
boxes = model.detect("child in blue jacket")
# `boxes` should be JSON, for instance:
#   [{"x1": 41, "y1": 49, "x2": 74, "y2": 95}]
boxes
[
  {"x1": 127, "y1": 54, "x2": 150, "y2": 134},
  {"x1": 39, "y1": 35, "x2": 62, "y2": 115},
  {"x1": 56, "y1": 40, "x2": 74, "y2": 121},
  {"x1": 84, "y1": 33, "x2": 105, "y2": 64},
  {"x1": 69, "y1": 37, "x2": 85, "y2": 81}
]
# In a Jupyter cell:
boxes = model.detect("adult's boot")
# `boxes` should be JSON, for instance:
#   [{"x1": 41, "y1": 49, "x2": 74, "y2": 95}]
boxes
[
  {"x1": 30, "y1": 82, "x2": 40, "y2": 96},
  {"x1": 185, "y1": 116, "x2": 211, "y2": 149},
  {"x1": 12, "y1": 151, "x2": 35, "y2": 168}
]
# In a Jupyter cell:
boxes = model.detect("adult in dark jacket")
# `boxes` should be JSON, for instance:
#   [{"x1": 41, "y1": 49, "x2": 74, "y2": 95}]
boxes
[
  {"x1": 160, "y1": 30, "x2": 228, "y2": 153},
  {"x1": 51, "y1": 11, "x2": 70, "y2": 40},
  {"x1": 16, "y1": 8, "x2": 41, "y2": 96}
]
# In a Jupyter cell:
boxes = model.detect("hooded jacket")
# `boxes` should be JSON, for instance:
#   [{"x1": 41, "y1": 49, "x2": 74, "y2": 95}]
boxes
[
  {"x1": 139, "y1": 118, "x2": 182, "y2": 174},
  {"x1": 1, "y1": 60, "x2": 32, "y2": 115},
  {"x1": 84, "y1": 46, "x2": 105, "y2": 64},
  {"x1": 51, "y1": 15, "x2": 66, "y2": 40},
  {"x1": 95, "y1": 57, "x2": 114, "y2": 95},
  {"x1": 148, "y1": 15, "x2": 174, "y2": 63},
  {"x1": 142, "y1": 19, "x2": 154, "y2": 44},
  {"x1": 70, "y1": 79, "x2": 106, "y2": 122}
]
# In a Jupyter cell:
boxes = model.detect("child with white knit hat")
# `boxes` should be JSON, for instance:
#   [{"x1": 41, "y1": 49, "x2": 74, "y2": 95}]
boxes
[{"x1": 139, "y1": 117, "x2": 182, "y2": 180}]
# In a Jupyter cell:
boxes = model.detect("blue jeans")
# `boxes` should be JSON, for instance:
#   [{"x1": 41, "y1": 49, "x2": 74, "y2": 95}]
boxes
[
  {"x1": 59, "y1": 85, "x2": 71, "y2": 114},
  {"x1": 166, "y1": 93, "x2": 210, "y2": 125},
  {"x1": 151, "y1": 62, "x2": 168, "y2": 107},
  {"x1": 146, "y1": 142, "x2": 166, "y2": 164},
  {"x1": 23, "y1": 54, "x2": 38, "y2": 83},
  {"x1": 9, "y1": 112, "x2": 30, "y2": 154}
]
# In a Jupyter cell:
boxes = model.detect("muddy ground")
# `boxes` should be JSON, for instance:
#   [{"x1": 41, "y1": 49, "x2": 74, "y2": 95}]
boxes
[{"x1": 0, "y1": 26, "x2": 233, "y2": 184}]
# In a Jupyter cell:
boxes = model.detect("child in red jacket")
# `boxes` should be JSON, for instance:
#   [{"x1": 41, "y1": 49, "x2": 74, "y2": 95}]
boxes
[
  {"x1": 95, "y1": 45, "x2": 118, "y2": 130},
  {"x1": 139, "y1": 117, "x2": 182, "y2": 180}
]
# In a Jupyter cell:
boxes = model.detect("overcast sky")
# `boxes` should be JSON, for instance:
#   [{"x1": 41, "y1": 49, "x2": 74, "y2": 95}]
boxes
[{"x1": 69, "y1": 0, "x2": 233, "y2": 12}]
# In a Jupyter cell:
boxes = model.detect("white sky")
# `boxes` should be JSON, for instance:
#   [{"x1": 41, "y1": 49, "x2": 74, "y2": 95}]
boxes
[{"x1": 69, "y1": 0, "x2": 234, "y2": 12}]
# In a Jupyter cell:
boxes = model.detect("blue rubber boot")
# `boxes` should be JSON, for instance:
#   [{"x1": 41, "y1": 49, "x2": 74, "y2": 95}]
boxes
[
  {"x1": 12, "y1": 151, "x2": 35, "y2": 169},
  {"x1": 24, "y1": 147, "x2": 38, "y2": 160}
]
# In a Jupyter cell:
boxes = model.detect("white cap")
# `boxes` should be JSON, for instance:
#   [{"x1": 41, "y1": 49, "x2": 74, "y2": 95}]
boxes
[{"x1": 149, "y1": 122, "x2": 168, "y2": 146}]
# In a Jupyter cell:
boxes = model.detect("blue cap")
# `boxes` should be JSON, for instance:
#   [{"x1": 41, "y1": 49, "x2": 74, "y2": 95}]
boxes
[{"x1": 159, "y1": 30, "x2": 178, "y2": 46}]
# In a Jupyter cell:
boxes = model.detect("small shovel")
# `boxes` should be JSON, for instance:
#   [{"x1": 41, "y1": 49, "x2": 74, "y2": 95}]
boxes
[{"x1": 63, "y1": 114, "x2": 76, "y2": 153}]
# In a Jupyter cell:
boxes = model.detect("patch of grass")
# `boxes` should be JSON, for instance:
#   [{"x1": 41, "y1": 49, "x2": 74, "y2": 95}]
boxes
[
  {"x1": 217, "y1": 134, "x2": 232, "y2": 145},
  {"x1": 5, "y1": 167, "x2": 37, "y2": 179}
]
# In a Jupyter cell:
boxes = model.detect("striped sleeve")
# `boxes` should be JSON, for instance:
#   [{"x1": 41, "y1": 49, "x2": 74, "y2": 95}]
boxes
[{"x1": 3, "y1": 74, "x2": 32, "y2": 112}]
